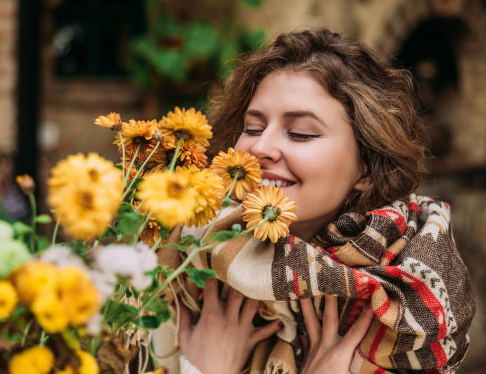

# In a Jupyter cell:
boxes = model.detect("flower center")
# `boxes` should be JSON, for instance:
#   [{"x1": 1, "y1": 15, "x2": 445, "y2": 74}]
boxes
[
  {"x1": 227, "y1": 165, "x2": 247, "y2": 180},
  {"x1": 174, "y1": 129, "x2": 193, "y2": 140},
  {"x1": 133, "y1": 136, "x2": 149, "y2": 146},
  {"x1": 167, "y1": 181, "x2": 184, "y2": 198},
  {"x1": 262, "y1": 204, "x2": 280, "y2": 222}
]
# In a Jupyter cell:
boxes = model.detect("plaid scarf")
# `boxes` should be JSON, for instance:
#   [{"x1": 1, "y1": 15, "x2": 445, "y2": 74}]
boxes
[{"x1": 157, "y1": 194, "x2": 474, "y2": 374}]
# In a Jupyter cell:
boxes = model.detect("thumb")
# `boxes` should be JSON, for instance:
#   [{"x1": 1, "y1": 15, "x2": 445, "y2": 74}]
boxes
[{"x1": 249, "y1": 320, "x2": 283, "y2": 349}]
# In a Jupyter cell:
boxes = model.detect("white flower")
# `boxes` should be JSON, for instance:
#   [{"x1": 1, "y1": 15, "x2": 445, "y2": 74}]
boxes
[
  {"x1": 92, "y1": 242, "x2": 158, "y2": 291},
  {"x1": 0, "y1": 220, "x2": 14, "y2": 239},
  {"x1": 40, "y1": 245, "x2": 88, "y2": 270}
]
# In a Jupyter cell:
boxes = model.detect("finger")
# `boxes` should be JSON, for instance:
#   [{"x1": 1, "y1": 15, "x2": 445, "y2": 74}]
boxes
[
  {"x1": 300, "y1": 298, "x2": 320, "y2": 346},
  {"x1": 201, "y1": 277, "x2": 220, "y2": 313},
  {"x1": 321, "y1": 294, "x2": 339, "y2": 339},
  {"x1": 340, "y1": 305, "x2": 374, "y2": 351},
  {"x1": 239, "y1": 297, "x2": 259, "y2": 327},
  {"x1": 249, "y1": 320, "x2": 283, "y2": 349},
  {"x1": 225, "y1": 287, "x2": 245, "y2": 322},
  {"x1": 178, "y1": 302, "x2": 193, "y2": 348}
]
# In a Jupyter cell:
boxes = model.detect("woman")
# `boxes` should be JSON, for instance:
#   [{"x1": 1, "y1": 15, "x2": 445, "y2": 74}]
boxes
[{"x1": 154, "y1": 28, "x2": 474, "y2": 374}]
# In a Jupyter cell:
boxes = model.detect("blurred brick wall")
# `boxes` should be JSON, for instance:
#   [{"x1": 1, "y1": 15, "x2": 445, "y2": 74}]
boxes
[{"x1": 0, "y1": 0, "x2": 17, "y2": 195}]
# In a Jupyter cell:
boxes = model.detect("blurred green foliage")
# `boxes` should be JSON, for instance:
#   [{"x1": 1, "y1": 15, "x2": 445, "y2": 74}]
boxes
[{"x1": 130, "y1": 0, "x2": 265, "y2": 112}]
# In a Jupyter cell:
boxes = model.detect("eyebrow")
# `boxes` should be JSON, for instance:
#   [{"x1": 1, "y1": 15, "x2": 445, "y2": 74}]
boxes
[{"x1": 244, "y1": 109, "x2": 326, "y2": 126}]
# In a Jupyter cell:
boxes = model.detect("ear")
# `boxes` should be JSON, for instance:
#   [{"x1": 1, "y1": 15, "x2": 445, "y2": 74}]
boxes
[
  {"x1": 354, "y1": 174, "x2": 373, "y2": 192},
  {"x1": 354, "y1": 165, "x2": 373, "y2": 192}
]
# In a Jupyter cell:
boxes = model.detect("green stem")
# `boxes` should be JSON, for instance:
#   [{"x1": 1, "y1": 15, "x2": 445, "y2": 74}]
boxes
[
  {"x1": 122, "y1": 141, "x2": 161, "y2": 201},
  {"x1": 168, "y1": 139, "x2": 183, "y2": 172},
  {"x1": 132, "y1": 213, "x2": 152, "y2": 245},
  {"x1": 118, "y1": 131, "x2": 126, "y2": 181},
  {"x1": 123, "y1": 144, "x2": 141, "y2": 186},
  {"x1": 150, "y1": 235, "x2": 163, "y2": 251},
  {"x1": 51, "y1": 219, "x2": 60, "y2": 246},
  {"x1": 39, "y1": 331, "x2": 48, "y2": 346},
  {"x1": 28, "y1": 193, "x2": 37, "y2": 253}
]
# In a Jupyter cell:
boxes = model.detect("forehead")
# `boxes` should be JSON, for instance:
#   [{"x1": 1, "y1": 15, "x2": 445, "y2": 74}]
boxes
[{"x1": 247, "y1": 71, "x2": 349, "y2": 121}]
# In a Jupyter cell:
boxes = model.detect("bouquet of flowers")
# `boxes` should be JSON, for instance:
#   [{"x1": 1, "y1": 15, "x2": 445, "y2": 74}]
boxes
[{"x1": 0, "y1": 107, "x2": 297, "y2": 374}]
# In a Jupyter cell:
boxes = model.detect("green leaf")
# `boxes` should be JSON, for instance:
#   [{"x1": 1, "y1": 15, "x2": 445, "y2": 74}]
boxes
[
  {"x1": 144, "y1": 299, "x2": 171, "y2": 323},
  {"x1": 222, "y1": 197, "x2": 232, "y2": 208},
  {"x1": 241, "y1": 0, "x2": 262, "y2": 7},
  {"x1": 104, "y1": 300, "x2": 139, "y2": 327},
  {"x1": 12, "y1": 221, "x2": 31, "y2": 235},
  {"x1": 118, "y1": 201, "x2": 135, "y2": 215},
  {"x1": 208, "y1": 230, "x2": 236, "y2": 242},
  {"x1": 115, "y1": 163, "x2": 124, "y2": 170},
  {"x1": 34, "y1": 214, "x2": 52, "y2": 224},
  {"x1": 100, "y1": 226, "x2": 118, "y2": 239},
  {"x1": 186, "y1": 268, "x2": 216, "y2": 288},
  {"x1": 159, "y1": 226, "x2": 170, "y2": 240},
  {"x1": 134, "y1": 315, "x2": 163, "y2": 329},
  {"x1": 117, "y1": 211, "x2": 143, "y2": 236},
  {"x1": 232, "y1": 224, "x2": 242, "y2": 235}
]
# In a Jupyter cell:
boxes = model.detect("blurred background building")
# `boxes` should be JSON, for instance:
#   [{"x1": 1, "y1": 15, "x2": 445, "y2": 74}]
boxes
[{"x1": 0, "y1": 0, "x2": 485, "y2": 372}]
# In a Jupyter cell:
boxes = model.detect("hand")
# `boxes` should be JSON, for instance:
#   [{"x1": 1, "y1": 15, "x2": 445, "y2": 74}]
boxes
[
  {"x1": 178, "y1": 278, "x2": 283, "y2": 374},
  {"x1": 300, "y1": 295, "x2": 374, "y2": 374}
]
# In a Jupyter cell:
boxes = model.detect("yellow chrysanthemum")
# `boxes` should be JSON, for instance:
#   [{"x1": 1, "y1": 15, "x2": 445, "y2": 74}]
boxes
[
  {"x1": 54, "y1": 366, "x2": 75, "y2": 374},
  {"x1": 76, "y1": 350, "x2": 100, "y2": 374},
  {"x1": 10, "y1": 261, "x2": 58, "y2": 305},
  {"x1": 138, "y1": 169, "x2": 197, "y2": 228},
  {"x1": 48, "y1": 153, "x2": 123, "y2": 241},
  {"x1": 209, "y1": 148, "x2": 262, "y2": 200},
  {"x1": 58, "y1": 266, "x2": 100, "y2": 326},
  {"x1": 0, "y1": 280, "x2": 18, "y2": 319},
  {"x1": 184, "y1": 166, "x2": 225, "y2": 227},
  {"x1": 32, "y1": 290, "x2": 69, "y2": 333},
  {"x1": 161, "y1": 135, "x2": 207, "y2": 170},
  {"x1": 157, "y1": 107, "x2": 212, "y2": 148},
  {"x1": 9, "y1": 346, "x2": 54, "y2": 374},
  {"x1": 94, "y1": 112, "x2": 122, "y2": 131},
  {"x1": 242, "y1": 186, "x2": 297, "y2": 243}
]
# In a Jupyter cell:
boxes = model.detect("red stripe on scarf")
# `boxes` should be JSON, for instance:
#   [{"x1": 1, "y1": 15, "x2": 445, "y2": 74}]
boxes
[
  {"x1": 409, "y1": 201, "x2": 418, "y2": 213},
  {"x1": 373, "y1": 368, "x2": 386, "y2": 374},
  {"x1": 369, "y1": 323, "x2": 388, "y2": 362},
  {"x1": 293, "y1": 270, "x2": 300, "y2": 297},
  {"x1": 383, "y1": 250, "x2": 397, "y2": 263},
  {"x1": 384, "y1": 266, "x2": 448, "y2": 340},
  {"x1": 369, "y1": 209, "x2": 407, "y2": 235},
  {"x1": 375, "y1": 298, "x2": 390, "y2": 318},
  {"x1": 430, "y1": 340, "x2": 448, "y2": 368},
  {"x1": 290, "y1": 235, "x2": 295, "y2": 249}
]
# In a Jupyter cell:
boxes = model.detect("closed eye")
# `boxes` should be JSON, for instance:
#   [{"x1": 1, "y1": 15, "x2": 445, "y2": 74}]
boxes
[
  {"x1": 288, "y1": 132, "x2": 321, "y2": 141},
  {"x1": 241, "y1": 128, "x2": 263, "y2": 136}
]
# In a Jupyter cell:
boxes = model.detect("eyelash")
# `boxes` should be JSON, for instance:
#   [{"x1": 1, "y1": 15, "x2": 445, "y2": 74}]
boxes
[{"x1": 242, "y1": 128, "x2": 320, "y2": 140}]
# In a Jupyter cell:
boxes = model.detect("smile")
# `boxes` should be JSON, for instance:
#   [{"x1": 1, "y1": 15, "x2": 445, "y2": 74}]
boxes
[{"x1": 261, "y1": 178, "x2": 294, "y2": 187}]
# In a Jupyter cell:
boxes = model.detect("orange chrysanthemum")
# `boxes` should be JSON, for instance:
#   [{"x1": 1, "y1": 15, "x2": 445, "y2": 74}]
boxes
[
  {"x1": 242, "y1": 186, "x2": 297, "y2": 243},
  {"x1": 209, "y1": 148, "x2": 262, "y2": 200},
  {"x1": 156, "y1": 107, "x2": 212, "y2": 148},
  {"x1": 94, "y1": 112, "x2": 122, "y2": 131}
]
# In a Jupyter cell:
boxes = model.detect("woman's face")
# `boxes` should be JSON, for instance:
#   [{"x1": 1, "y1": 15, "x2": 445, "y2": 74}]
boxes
[{"x1": 235, "y1": 70, "x2": 368, "y2": 239}]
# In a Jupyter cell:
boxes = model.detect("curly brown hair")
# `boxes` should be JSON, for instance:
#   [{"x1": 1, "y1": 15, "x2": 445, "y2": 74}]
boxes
[{"x1": 208, "y1": 28, "x2": 427, "y2": 214}]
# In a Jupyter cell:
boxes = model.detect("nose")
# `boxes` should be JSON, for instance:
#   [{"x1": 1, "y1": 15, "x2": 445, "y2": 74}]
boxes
[{"x1": 249, "y1": 126, "x2": 281, "y2": 163}]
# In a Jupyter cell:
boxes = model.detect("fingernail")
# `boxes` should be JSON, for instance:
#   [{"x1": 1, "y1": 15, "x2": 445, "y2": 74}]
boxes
[{"x1": 278, "y1": 321, "x2": 284, "y2": 329}]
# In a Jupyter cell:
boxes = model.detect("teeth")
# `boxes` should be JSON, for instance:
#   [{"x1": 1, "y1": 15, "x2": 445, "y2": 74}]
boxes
[{"x1": 261, "y1": 178, "x2": 292, "y2": 187}]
